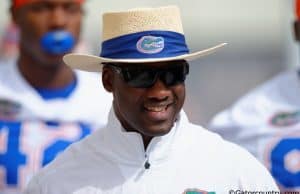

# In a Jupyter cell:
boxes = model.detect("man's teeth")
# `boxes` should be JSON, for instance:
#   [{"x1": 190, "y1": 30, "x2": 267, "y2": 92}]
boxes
[{"x1": 145, "y1": 105, "x2": 167, "y2": 112}]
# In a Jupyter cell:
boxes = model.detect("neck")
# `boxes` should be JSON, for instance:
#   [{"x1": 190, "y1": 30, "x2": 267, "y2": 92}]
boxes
[
  {"x1": 142, "y1": 136, "x2": 153, "y2": 150},
  {"x1": 17, "y1": 53, "x2": 75, "y2": 89},
  {"x1": 113, "y1": 104, "x2": 153, "y2": 150}
]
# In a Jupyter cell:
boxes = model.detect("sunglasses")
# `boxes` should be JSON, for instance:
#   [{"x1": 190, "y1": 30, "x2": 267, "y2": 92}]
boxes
[{"x1": 105, "y1": 61, "x2": 189, "y2": 88}]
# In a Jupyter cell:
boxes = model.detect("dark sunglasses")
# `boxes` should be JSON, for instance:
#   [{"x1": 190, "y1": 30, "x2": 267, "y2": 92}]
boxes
[{"x1": 105, "y1": 61, "x2": 189, "y2": 88}]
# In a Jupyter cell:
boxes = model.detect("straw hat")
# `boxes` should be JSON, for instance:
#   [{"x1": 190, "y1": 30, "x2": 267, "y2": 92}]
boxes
[{"x1": 63, "y1": 5, "x2": 227, "y2": 72}]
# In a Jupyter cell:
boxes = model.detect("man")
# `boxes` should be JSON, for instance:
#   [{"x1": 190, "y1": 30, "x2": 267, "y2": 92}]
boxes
[
  {"x1": 210, "y1": 0, "x2": 300, "y2": 192},
  {"x1": 25, "y1": 5, "x2": 278, "y2": 194},
  {"x1": 0, "y1": 0, "x2": 111, "y2": 193}
]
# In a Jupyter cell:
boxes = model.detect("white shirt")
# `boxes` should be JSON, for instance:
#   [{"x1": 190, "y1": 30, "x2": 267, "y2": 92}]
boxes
[
  {"x1": 0, "y1": 62, "x2": 112, "y2": 194},
  {"x1": 210, "y1": 68, "x2": 300, "y2": 191},
  {"x1": 25, "y1": 110, "x2": 278, "y2": 194}
]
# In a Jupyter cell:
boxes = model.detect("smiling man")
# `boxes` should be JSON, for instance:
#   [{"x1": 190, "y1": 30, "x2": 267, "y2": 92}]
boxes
[
  {"x1": 25, "y1": 5, "x2": 278, "y2": 194},
  {"x1": 105, "y1": 60, "x2": 188, "y2": 148}
]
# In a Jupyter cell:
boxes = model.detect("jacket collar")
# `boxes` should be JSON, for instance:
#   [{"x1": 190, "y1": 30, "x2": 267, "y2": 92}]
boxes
[{"x1": 94, "y1": 108, "x2": 188, "y2": 168}]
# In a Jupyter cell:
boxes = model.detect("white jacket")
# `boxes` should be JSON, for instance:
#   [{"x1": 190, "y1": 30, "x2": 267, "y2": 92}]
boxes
[{"x1": 25, "y1": 110, "x2": 278, "y2": 194}]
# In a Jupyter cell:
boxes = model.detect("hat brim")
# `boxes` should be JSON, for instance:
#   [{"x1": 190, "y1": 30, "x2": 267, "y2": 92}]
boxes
[{"x1": 63, "y1": 43, "x2": 227, "y2": 72}]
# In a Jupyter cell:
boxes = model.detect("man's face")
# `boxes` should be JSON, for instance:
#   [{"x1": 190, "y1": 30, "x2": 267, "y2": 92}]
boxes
[
  {"x1": 12, "y1": 0, "x2": 83, "y2": 66},
  {"x1": 103, "y1": 60, "x2": 187, "y2": 138}
]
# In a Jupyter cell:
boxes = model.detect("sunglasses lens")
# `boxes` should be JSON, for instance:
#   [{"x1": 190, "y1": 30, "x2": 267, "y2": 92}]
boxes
[
  {"x1": 163, "y1": 64, "x2": 188, "y2": 86},
  {"x1": 111, "y1": 61, "x2": 189, "y2": 88},
  {"x1": 123, "y1": 67, "x2": 156, "y2": 88}
]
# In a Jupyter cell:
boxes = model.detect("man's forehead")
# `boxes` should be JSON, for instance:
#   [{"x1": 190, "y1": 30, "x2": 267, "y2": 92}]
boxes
[{"x1": 12, "y1": 0, "x2": 84, "y2": 9}]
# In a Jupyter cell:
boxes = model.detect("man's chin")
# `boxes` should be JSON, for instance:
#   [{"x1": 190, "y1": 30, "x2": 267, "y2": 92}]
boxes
[
  {"x1": 41, "y1": 55, "x2": 64, "y2": 67},
  {"x1": 47, "y1": 53, "x2": 64, "y2": 60},
  {"x1": 142, "y1": 122, "x2": 174, "y2": 137}
]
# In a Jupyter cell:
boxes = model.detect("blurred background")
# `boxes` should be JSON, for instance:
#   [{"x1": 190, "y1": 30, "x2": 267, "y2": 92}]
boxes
[{"x1": 0, "y1": 0, "x2": 296, "y2": 125}]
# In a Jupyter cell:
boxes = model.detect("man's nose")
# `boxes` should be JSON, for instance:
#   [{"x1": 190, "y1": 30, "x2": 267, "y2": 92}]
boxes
[
  {"x1": 146, "y1": 78, "x2": 171, "y2": 101},
  {"x1": 50, "y1": 7, "x2": 68, "y2": 29}
]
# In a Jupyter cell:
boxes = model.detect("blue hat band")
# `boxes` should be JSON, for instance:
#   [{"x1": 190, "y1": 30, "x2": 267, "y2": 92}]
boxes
[{"x1": 100, "y1": 31, "x2": 189, "y2": 59}]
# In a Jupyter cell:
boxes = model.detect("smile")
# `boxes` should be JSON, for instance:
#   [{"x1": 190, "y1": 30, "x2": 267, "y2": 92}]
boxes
[
  {"x1": 144, "y1": 105, "x2": 168, "y2": 112},
  {"x1": 143, "y1": 102, "x2": 173, "y2": 112}
]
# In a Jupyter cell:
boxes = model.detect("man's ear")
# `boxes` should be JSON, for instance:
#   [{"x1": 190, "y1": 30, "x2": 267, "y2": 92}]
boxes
[
  {"x1": 294, "y1": 20, "x2": 300, "y2": 42},
  {"x1": 10, "y1": 6, "x2": 19, "y2": 25},
  {"x1": 102, "y1": 66, "x2": 114, "y2": 93},
  {"x1": 10, "y1": 6, "x2": 24, "y2": 25}
]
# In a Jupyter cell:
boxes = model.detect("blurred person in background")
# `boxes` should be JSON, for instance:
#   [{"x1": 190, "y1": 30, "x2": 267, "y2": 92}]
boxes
[
  {"x1": 210, "y1": 0, "x2": 300, "y2": 191},
  {"x1": 0, "y1": 0, "x2": 112, "y2": 193}
]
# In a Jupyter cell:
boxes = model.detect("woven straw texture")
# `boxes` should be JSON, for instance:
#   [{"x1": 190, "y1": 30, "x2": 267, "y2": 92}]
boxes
[{"x1": 102, "y1": 5, "x2": 184, "y2": 41}]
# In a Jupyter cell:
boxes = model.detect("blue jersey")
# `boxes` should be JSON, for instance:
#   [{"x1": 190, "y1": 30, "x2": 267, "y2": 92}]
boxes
[{"x1": 0, "y1": 62, "x2": 112, "y2": 193}]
